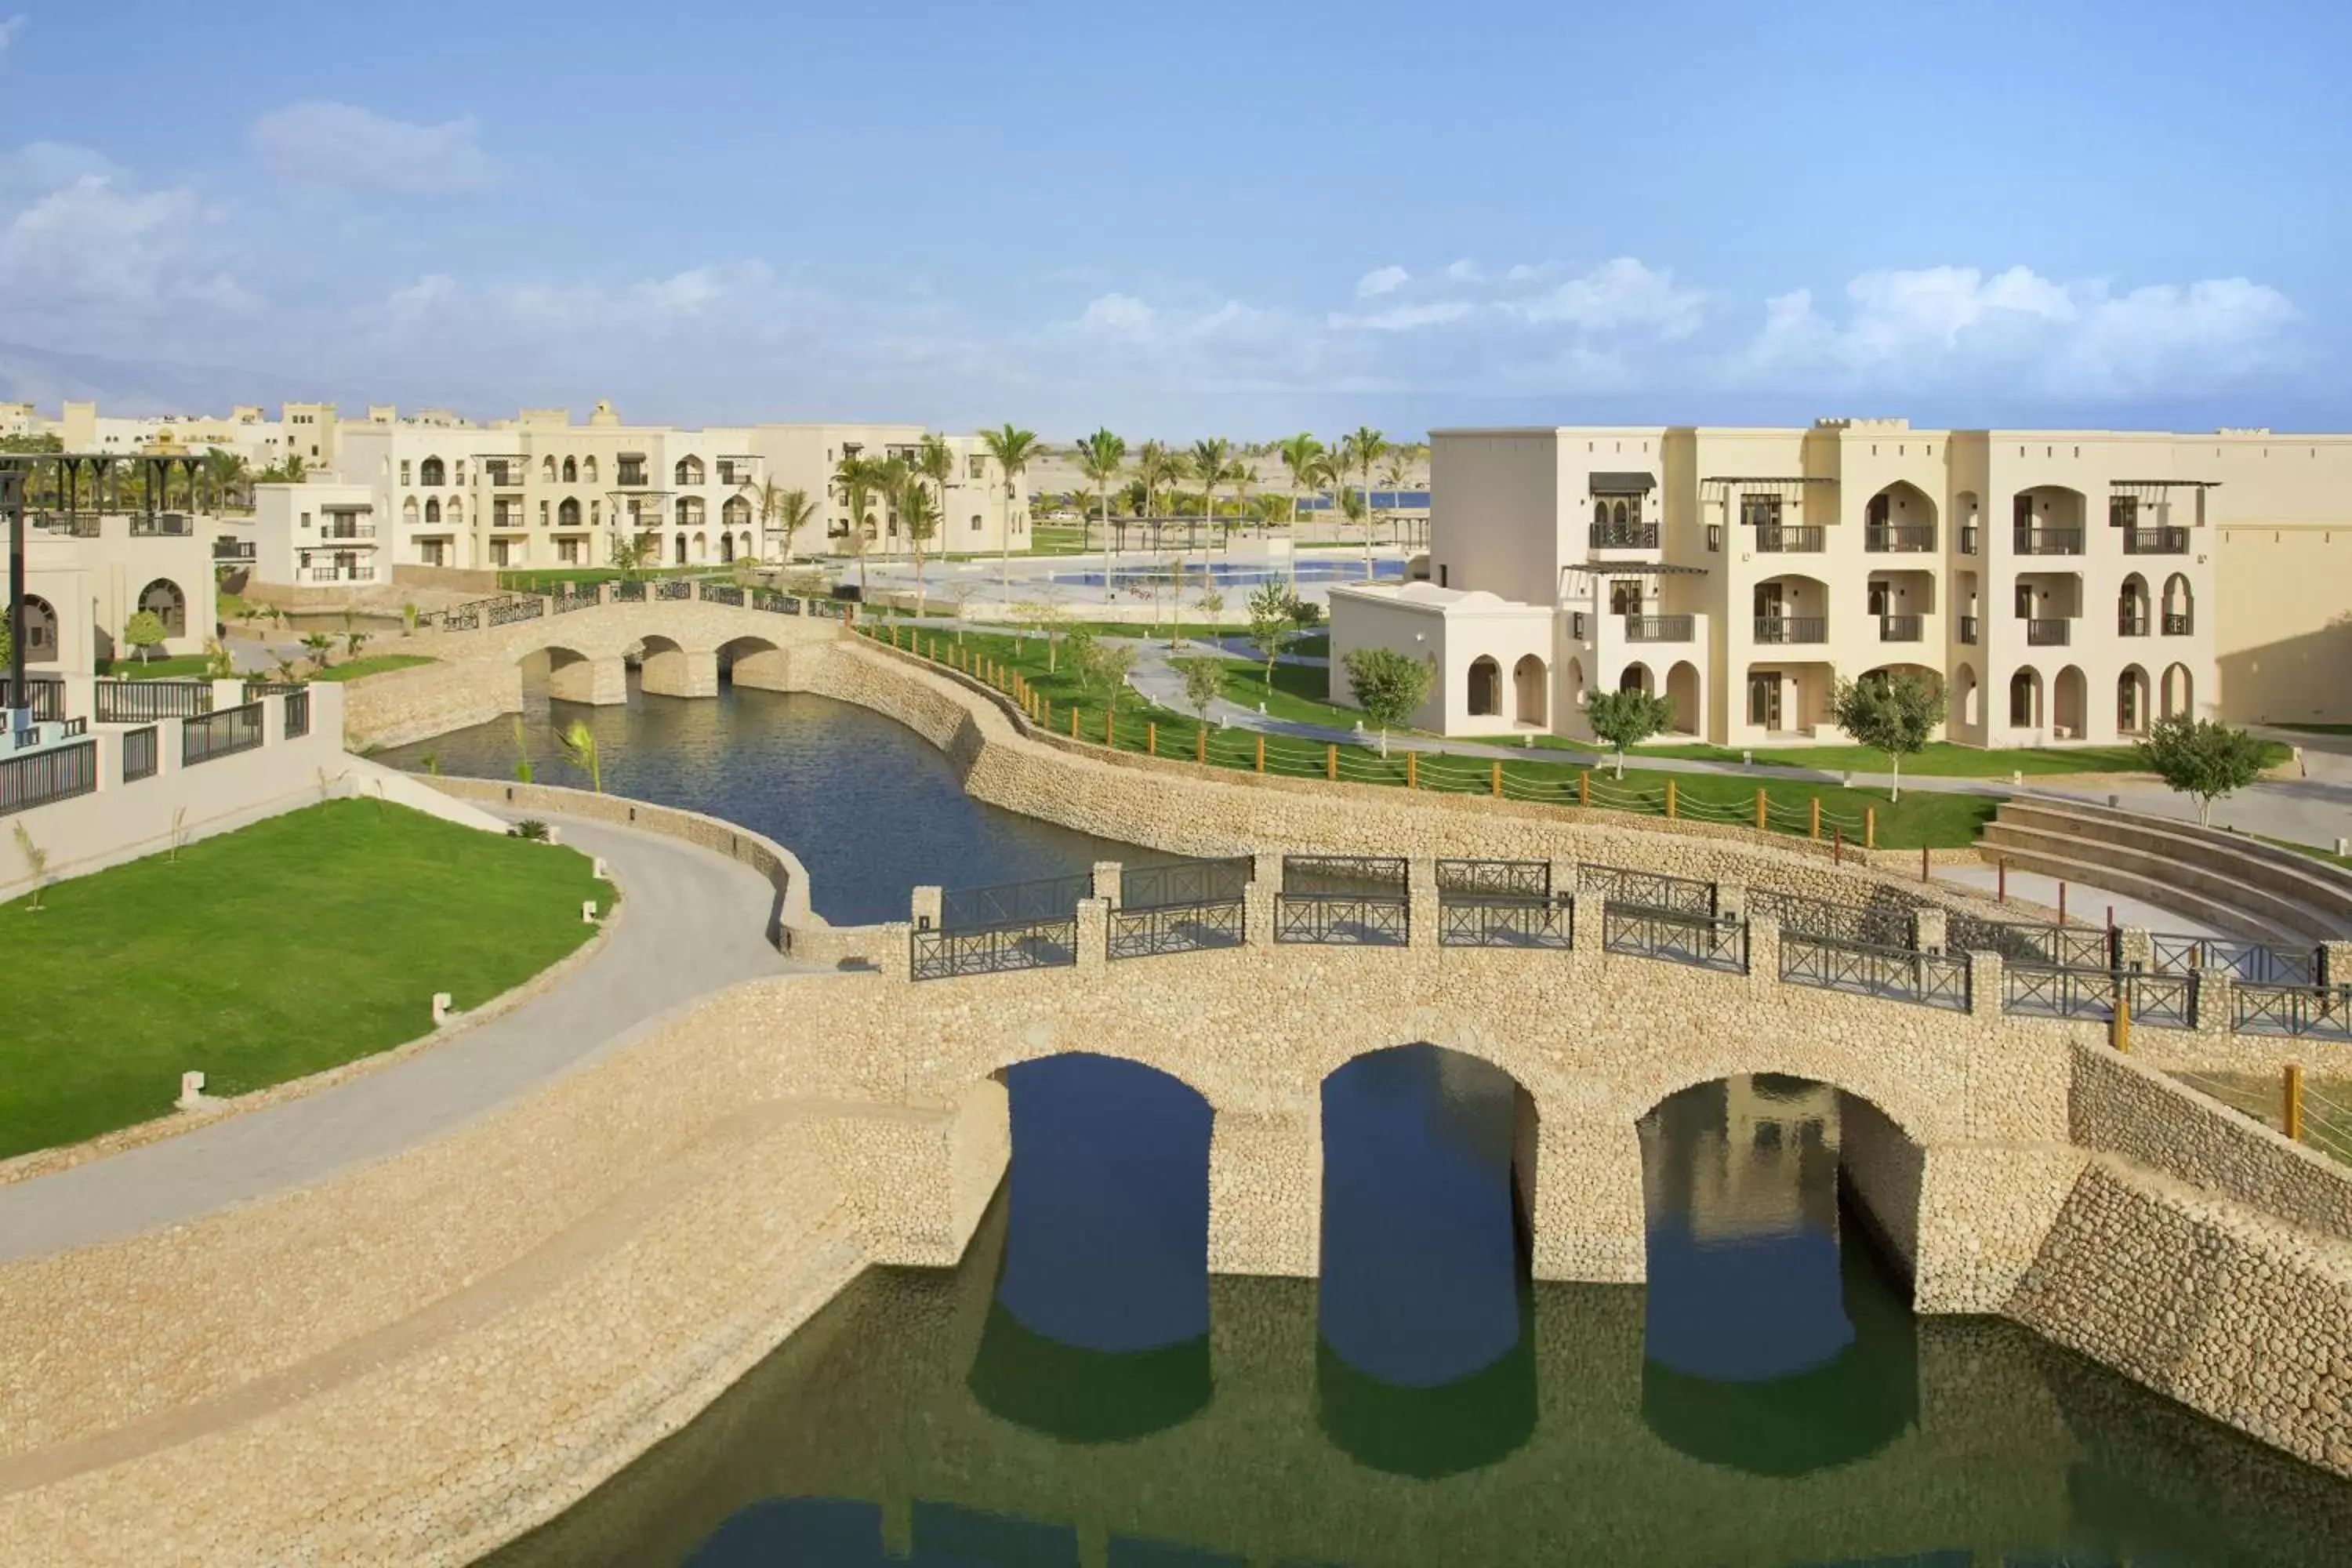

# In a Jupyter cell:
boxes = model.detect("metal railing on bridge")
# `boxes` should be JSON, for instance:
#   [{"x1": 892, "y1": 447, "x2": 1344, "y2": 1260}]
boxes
[
  {"x1": 2230, "y1": 982, "x2": 2352, "y2": 1040},
  {"x1": 2004, "y1": 964, "x2": 2198, "y2": 1029},
  {"x1": 122, "y1": 724, "x2": 158, "y2": 782},
  {"x1": 1276, "y1": 855, "x2": 1408, "y2": 946},
  {"x1": 1581, "y1": 862, "x2": 1715, "y2": 919},
  {"x1": 1949, "y1": 915, "x2": 2114, "y2": 970},
  {"x1": 1436, "y1": 858, "x2": 1572, "y2": 949},
  {"x1": 1747, "y1": 887, "x2": 1911, "y2": 947},
  {"x1": 2149, "y1": 932, "x2": 2321, "y2": 988},
  {"x1": 1602, "y1": 904, "x2": 1747, "y2": 973},
  {"x1": 1110, "y1": 856, "x2": 1252, "y2": 959},
  {"x1": 1782, "y1": 933, "x2": 1970, "y2": 1011},
  {"x1": 913, "y1": 871, "x2": 1091, "y2": 980},
  {"x1": 0, "y1": 676, "x2": 65, "y2": 722}
]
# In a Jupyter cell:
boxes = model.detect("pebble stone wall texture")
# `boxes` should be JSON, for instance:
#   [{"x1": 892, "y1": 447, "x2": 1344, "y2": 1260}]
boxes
[{"x1": 5, "y1": 603, "x2": 2323, "y2": 1563}]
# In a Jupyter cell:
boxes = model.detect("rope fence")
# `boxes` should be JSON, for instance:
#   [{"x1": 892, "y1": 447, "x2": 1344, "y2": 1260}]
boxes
[
  {"x1": 869, "y1": 622, "x2": 1903, "y2": 853},
  {"x1": 2168, "y1": 1066, "x2": 2352, "y2": 1168}
]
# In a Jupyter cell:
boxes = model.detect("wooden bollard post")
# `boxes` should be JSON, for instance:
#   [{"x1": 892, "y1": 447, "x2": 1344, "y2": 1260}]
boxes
[
  {"x1": 1864, "y1": 806, "x2": 1876, "y2": 851},
  {"x1": 1998, "y1": 858, "x2": 2008, "y2": 903},
  {"x1": 1665, "y1": 778, "x2": 1677, "y2": 819},
  {"x1": 1755, "y1": 788, "x2": 1766, "y2": 832},
  {"x1": 1577, "y1": 769, "x2": 1591, "y2": 808},
  {"x1": 2058, "y1": 880, "x2": 2068, "y2": 924},
  {"x1": 1809, "y1": 797, "x2": 1821, "y2": 839},
  {"x1": 1833, "y1": 827, "x2": 1843, "y2": 866},
  {"x1": 1105, "y1": 710, "x2": 1115, "y2": 746},
  {"x1": 2111, "y1": 987, "x2": 2132, "y2": 1054},
  {"x1": 1490, "y1": 760, "x2": 1502, "y2": 797},
  {"x1": 1146, "y1": 722, "x2": 1157, "y2": 757},
  {"x1": 2285, "y1": 1063, "x2": 2305, "y2": 1141},
  {"x1": 1070, "y1": 706, "x2": 1080, "y2": 739},
  {"x1": 1406, "y1": 752, "x2": 1418, "y2": 789},
  {"x1": 1255, "y1": 734, "x2": 1265, "y2": 774},
  {"x1": 1195, "y1": 728, "x2": 1206, "y2": 764},
  {"x1": 1922, "y1": 844, "x2": 1931, "y2": 883},
  {"x1": 1326, "y1": 743, "x2": 1338, "y2": 782}
]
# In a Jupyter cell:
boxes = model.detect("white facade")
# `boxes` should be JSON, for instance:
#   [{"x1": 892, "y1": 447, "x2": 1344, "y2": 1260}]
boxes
[
  {"x1": 9, "y1": 512, "x2": 216, "y2": 670},
  {"x1": 249, "y1": 482, "x2": 383, "y2": 586}
]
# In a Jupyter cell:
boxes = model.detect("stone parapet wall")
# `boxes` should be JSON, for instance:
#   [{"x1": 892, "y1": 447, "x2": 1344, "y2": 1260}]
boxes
[{"x1": 343, "y1": 654, "x2": 518, "y2": 750}]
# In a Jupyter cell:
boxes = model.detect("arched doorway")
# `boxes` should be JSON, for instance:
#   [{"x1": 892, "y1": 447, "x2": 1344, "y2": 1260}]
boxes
[
  {"x1": 1467, "y1": 656, "x2": 1501, "y2": 717},
  {"x1": 2117, "y1": 666, "x2": 2150, "y2": 735},
  {"x1": 1620, "y1": 662, "x2": 1654, "y2": 695},
  {"x1": 2052, "y1": 665, "x2": 2087, "y2": 739},
  {"x1": 557, "y1": 497, "x2": 581, "y2": 529},
  {"x1": 2161, "y1": 574, "x2": 2194, "y2": 636},
  {"x1": 2118, "y1": 574, "x2": 2150, "y2": 637},
  {"x1": 1665, "y1": 660, "x2": 1700, "y2": 734},
  {"x1": 1953, "y1": 663, "x2": 1980, "y2": 730},
  {"x1": 720, "y1": 533, "x2": 735, "y2": 564},
  {"x1": 10, "y1": 593, "x2": 58, "y2": 664},
  {"x1": 2161, "y1": 662, "x2": 2194, "y2": 720},
  {"x1": 1512, "y1": 655, "x2": 1545, "y2": 726},
  {"x1": 2008, "y1": 667, "x2": 2042, "y2": 730},
  {"x1": 137, "y1": 578, "x2": 187, "y2": 637},
  {"x1": 1863, "y1": 481, "x2": 1937, "y2": 550}
]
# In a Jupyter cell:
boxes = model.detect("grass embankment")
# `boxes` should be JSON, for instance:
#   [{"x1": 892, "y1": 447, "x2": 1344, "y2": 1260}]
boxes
[
  {"x1": 98, "y1": 656, "x2": 215, "y2": 680},
  {"x1": 880, "y1": 624, "x2": 1998, "y2": 850},
  {"x1": 0, "y1": 800, "x2": 613, "y2": 1160},
  {"x1": 307, "y1": 653, "x2": 439, "y2": 683}
]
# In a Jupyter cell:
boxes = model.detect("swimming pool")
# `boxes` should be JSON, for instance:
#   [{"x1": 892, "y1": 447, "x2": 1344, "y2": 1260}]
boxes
[{"x1": 1050, "y1": 557, "x2": 1407, "y2": 590}]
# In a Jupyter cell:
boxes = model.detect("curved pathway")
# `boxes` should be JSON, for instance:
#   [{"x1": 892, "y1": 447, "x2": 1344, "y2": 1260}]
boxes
[{"x1": 0, "y1": 815, "x2": 818, "y2": 1264}]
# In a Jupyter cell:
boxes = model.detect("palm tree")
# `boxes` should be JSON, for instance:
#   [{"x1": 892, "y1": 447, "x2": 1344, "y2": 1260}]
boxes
[
  {"x1": 1276, "y1": 433, "x2": 1326, "y2": 532},
  {"x1": 741, "y1": 476, "x2": 790, "y2": 558},
  {"x1": 1189, "y1": 437, "x2": 1233, "y2": 554},
  {"x1": 1341, "y1": 426, "x2": 1390, "y2": 579},
  {"x1": 1071, "y1": 428, "x2": 1126, "y2": 556},
  {"x1": 978, "y1": 423, "x2": 1043, "y2": 599},
  {"x1": 898, "y1": 478, "x2": 941, "y2": 621},
  {"x1": 1378, "y1": 452, "x2": 1411, "y2": 547},
  {"x1": 1231, "y1": 456, "x2": 1257, "y2": 539},
  {"x1": 775, "y1": 486, "x2": 818, "y2": 558},
  {"x1": 833, "y1": 456, "x2": 884, "y2": 600},
  {"x1": 1135, "y1": 440, "x2": 1181, "y2": 557},
  {"x1": 203, "y1": 447, "x2": 252, "y2": 512}
]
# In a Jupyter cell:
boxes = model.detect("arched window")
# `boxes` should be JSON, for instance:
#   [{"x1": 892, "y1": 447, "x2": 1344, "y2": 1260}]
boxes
[
  {"x1": 447, "y1": 496, "x2": 464, "y2": 526},
  {"x1": 2117, "y1": 667, "x2": 2150, "y2": 735},
  {"x1": 2009, "y1": 669, "x2": 2041, "y2": 728},
  {"x1": 541, "y1": 456, "x2": 557, "y2": 483},
  {"x1": 1612, "y1": 499, "x2": 1629, "y2": 528},
  {"x1": 424, "y1": 497, "x2": 441, "y2": 524},
  {"x1": 722, "y1": 495, "x2": 751, "y2": 528},
  {"x1": 419, "y1": 456, "x2": 445, "y2": 487},
  {"x1": 138, "y1": 578, "x2": 187, "y2": 637},
  {"x1": 1467, "y1": 655, "x2": 1501, "y2": 716},
  {"x1": 674, "y1": 533, "x2": 688, "y2": 565},
  {"x1": 401, "y1": 495, "x2": 419, "y2": 526},
  {"x1": 971, "y1": 514, "x2": 984, "y2": 532},
  {"x1": 676, "y1": 495, "x2": 705, "y2": 527},
  {"x1": 2161, "y1": 574, "x2": 2194, "y2": 634},
  {"x1": 1593, "y1": 501, "x2": 1608, "y2": 526},
  {"x1": 674, "y1": 455, "x2": 705, "y2": 486},
  {"x1": 557, "y1": 497, "x2": 581, "y2": 528},
  {"x1": 2118, "y1": 574, "x2": 2149, "y2": 636},
  {"x1": 561, "y1": 456, "x2": 577, "y2": 483},
  {"x1": 13, "y1": 593, "x2": 58, "y2": 662},
  {"x1": 580, "y1": 456, "x2": 598, "y2": 485},
  {"x1": 538, "y1": 499, "x2": 550, "y2": 525},
  {"x1": 2161, "y1": 663, "x2": 2194, "y2": 720},
  {"x1": 720, "y1": 533, "x2": 735, "y2": 564}
]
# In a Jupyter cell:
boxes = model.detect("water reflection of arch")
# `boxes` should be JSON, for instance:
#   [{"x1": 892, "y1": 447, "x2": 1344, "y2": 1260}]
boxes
[
  {"x1": 1315, "y1": 1043, "x2": 1538, "y2": 1473},
  {"x1": 1635, "y1": 1074, "x2": 1920, "y2": 1477},
  {"x1": 966, "y1": 1052, "x2": 1214, "y2": 1445}
]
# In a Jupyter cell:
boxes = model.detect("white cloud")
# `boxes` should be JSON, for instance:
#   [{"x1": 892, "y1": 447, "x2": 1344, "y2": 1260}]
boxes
[
  {"x1": 0, "y1": 17, "x2": 23, "y2": 59},
  {"x1": 1507, "y1": 257, "x2": 1706, "y2": 339},
  {"x1": 1076, "y1": 292, "x2": 1156, "y2": 334},
  {"x1": 249, "y1": 103, "x2": 498, "y2": 195},
  {"x1": 1327, "y1": 299, "x2": 1474, "y2": 332},
  {"x1": 0, "y1": 163, "x2": 255, "y2": 343},
  {"x1": 1354, "y1": 265, "x2": 1409, "y2": 299},
  {"x1": 1443, "y1": 258, "x2": 1484, "y2": 284}
]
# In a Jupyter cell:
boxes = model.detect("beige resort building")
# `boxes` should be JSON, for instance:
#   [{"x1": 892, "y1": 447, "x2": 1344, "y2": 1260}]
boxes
[{"x1": 1328, "y1": 419, "x2": 2352, "y2": 748}]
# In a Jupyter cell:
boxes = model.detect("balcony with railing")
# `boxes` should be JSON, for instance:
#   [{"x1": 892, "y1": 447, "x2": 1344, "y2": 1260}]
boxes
[
  {"x1": 1753, "y1": 616, "x2": 1828, "y2": 645},
  {"x1": 128, "y1": 513, "x2": 195, "y2": 537},
  {"x1": 1957, "y1": 615, "x2": 1980, "y2": 644},
  {"x1": 1588, "y1": 521, "x2": 1659, "y2": 550},
  {"x1": 1623, "y1": 614, "x2": 1696, "y2": 644},
  {"x1": 1877, "y1": 614, "x2": 1923, "y2": 642},
  {"x1": 1958, "y1": 524, "x2": 1979, "y2": 555},
  {"x1": 2123, "y1": 526, "x2": 2190, "y2": 555},
  {"x1": 1754, "y1": 525, "x2": 1825, "y2": 554},
  {"x1": 2013, "y1": 526, "x2": 2084, "y2": 556},
  {"x1": 2162, "y1": 612, "x2": 2194, "y2": 636},
  {"x1": 2119, "y1": 611, "x2": 2150, "y2": 637},
  {"x1": 2024, "y1": 617, "x2": 2072, "y2": 646},
  {"x1": 1864, "y1": 524, "x2": 1936, "y2": 554}
]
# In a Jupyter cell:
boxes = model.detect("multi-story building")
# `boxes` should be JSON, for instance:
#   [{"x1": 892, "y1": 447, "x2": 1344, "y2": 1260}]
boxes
[
  {"x1": 7, "y1": 511, "x2": 214, "y2": 670},
  {"x1": 1330, "y1": 419, "x2": 2352, "y2": 747}
]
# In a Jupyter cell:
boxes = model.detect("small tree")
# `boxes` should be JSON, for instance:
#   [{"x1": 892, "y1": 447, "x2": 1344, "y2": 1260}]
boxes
[
  {"x1": 1094, "y1": 641, "x2": 1138, "y2": 726},
  {"x1": 1288, "y1": 597, "x2": 1323, "y2": 633},
  {"x1": 344, "y1": 630, "x2": 370, "y2": 660},
  {"x1": 299, "y1": 631, "x2": 335, "y2": 670},
  {"x1": 558, "y1": 719, "x2": 603, "y2": 793},
  {"x1": 1583, "y1": 686, "x2": 1676, "y2": 779},
  {"x1": 1341, "y1": 645, "x2": 1433, "y2": 757},
  {"x1": 201, "y1": 640, "x2": 234, "y2": 680},
  {"x1": 123, "y1": 609, "x2": 167, "y2": 666},
  {"x1": 1063, "y1": 628, "x2": 1098, "y2": 693},
  {"x1": 2136, "y1": 716, "x2": 2269, "y2": 826},
  {"x1": 13, "y1": 820, "x2": 49, "y2": 911},
  {"x1": 510, "y1": 715, "x2": 535, "y2": 784},
  {"x1": 1830, "y1": 670, "x2": 1946, "y2": 802},
  {"x1": 1246, "y1": 579, "x2": 1293, "y2": 678},
  {"x1": 608, "y1": 532, "x2": 652, "y2": 582},
  {"x1": 946, "y1": 579, "x2": 983, "y2": 644},
  {"x1": 1177, "y1": 656, "x2": 1225, "y2": 725}
]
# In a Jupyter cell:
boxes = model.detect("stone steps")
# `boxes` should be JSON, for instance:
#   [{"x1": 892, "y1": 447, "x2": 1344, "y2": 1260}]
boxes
[{"x1": 1974, "y1": 830, "x2": 2310, "y2": 946}]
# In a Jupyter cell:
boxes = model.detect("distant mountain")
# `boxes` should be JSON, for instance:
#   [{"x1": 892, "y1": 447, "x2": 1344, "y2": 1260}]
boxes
[{"x1": 0, "y1": 339, "x2": 448, "y2": 419}]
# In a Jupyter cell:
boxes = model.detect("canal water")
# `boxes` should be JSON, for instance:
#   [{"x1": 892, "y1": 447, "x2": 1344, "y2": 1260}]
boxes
[{"x1": 383, "y1": 687, "x2": 2352, "y2": 1566}]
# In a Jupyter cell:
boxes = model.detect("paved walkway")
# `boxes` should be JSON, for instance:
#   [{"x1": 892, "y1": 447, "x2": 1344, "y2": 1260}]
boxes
[
  {"x1": 1932, "y1": 864, "x2": 2225, "y2": 938},
  {"x1": 0, "y1": 816, "x2": 815, "y2": 1263}
]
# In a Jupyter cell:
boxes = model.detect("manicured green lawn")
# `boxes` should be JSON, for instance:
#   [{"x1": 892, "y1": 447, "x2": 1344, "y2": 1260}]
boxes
[
  {"x1": 0, "y1": 800, "x2": 613, "y2": 1160},
  {"x1": 100, "y1": 655, "x2": 215, "y2": 680},
  {"x1": 1287, "y1": 632, "x2": 1330, "y2": 658},
  {"x1": 878, "y1": 624, "x2": 1996, "y2": 849},
  {"x1": 2256, "y1": 833, "x2": 2352, "y2": 873},
  {"x1": 307, "y1": 653, "x2": 439, "y2": 683}
]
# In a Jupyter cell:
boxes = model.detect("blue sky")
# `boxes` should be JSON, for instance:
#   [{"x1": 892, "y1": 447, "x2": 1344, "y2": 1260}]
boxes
[{"x1": 0, "y1": 1, "x2": 2345, "y2": 437}]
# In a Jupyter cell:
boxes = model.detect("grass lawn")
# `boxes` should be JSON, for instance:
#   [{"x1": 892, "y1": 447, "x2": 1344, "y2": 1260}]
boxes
[
  {"x1": 307, "y1": 653, "x2": 439, "y2": 683},
  {"x1": 98, "y1": 655, "x2": 215, "y2": 679},
  {"x1": 880, "y1": 624, "x2": 1996, "y2": 849},
  {"x1": 1522, "y1": 732, "x2": 2292, "y2": 779},
  {"x1": 2256, "y1": 833, "x2": 2352, "y2": 873},
  {"x1": 2274, "y1": 723, "x2": 2352, "y2": 735},
  {"x1": 1287, "y1": 632, "x2": 1330, "y2": 658},
  {"x1": 0, "y1": 800, "x2": 613, "y2": 1160}
]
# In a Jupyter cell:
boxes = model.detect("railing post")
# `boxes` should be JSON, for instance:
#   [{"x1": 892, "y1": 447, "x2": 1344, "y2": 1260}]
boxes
[
  {"x1": 1577, "y1": 769, "x2": 1590, "y2": 808},
  {"x1": 1069, "y1": 706, "x2": 1080, "y2": 739},
  {"x1": 1146, "y1": 722, "x2": 1157, "y2": 757},
  {"x1": 2110, "y1": 986, "x2": 2131, "y2": 1052},
  {"x1": 1755, "y1": 787, "x2": 1767, "y2": 832},
  {"x1": 1968, "y1": 949, "x2": 2004, "y2": 1020},
  {"x1": 877, "y1": 921, "x2": 913, "y2": 984},
  {"x1": 1573, "y1": 892, "x2": 1608, "y2": 954},
  {"x1": 1664, "y1": 778, "x2": 1676, "y2": 819},
  {"x1": 909, "y1": 884, "x2": 942, "y2": 931},
  {"x1": 1809, "y1": 797, "x2": 1821, "y2": 839},
  {"x1": 1864, "y1": 806, "x2": 1876, "y2": 851},
  {"x1": 2115, "y1": 927, "x2": 2154, "y2": 971},
  {"x1": 1255, "y1": 733, "x2": 1265, "y2": 774},
  {"x1": 1747, "y1": 914, "x2": 1780, "y2": 990},
  {"x1": 1325, "y1": 743, "x2": 1337, "y2": 782},
  {"x1": 1246, "y1": 852, "x2": 1281, "y2": 949},
  {"x1": 1406, "y1": 751, "x2": 1417, "y2": 789},
  {"x1": 2197, "y1": 971, "x2": 2234, "y2": 1040},
  {"x1": 1076, "y1": 898, "x2": 1110, "y2": 973},
  {"x1": 1407, "y1": 858, "x2": 1438, "y2": 949},
  {"x1": 1104, "y1": 710, "x2": 1114, "y2": 746},
  {"x1": 1714, "y1": 879, "x2": 1746, "y2": 920},
  {"x1": 1195, "y1": 728, "x2": 1206, "y2": 764},
  {"x1": 1490, "y1": 760, "x2": 1502, "y2": 797},
  {"x1": 2285, "y1": 1063, "x2": 2305, "y2": 1142},
  {"x1": 1912, "y1": 906, "x2": 1948, "y2": 953},
  {"x1": 1091, "y1": 860, "x2": 1123, "y2": 910}
]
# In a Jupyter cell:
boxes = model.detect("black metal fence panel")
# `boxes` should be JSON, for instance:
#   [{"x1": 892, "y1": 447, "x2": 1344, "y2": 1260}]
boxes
[
  {"x1": 1436, "y1": 858, "x2": 1548, "y2": 899},
  {"x1": 939, "y1": 872, "x2": 1094, "y2": 932},
  {"x1": 700, "y1": 583, "x2": 745, "y2": 607},
  {"x1": 283, "y1": 689, "x2": 310, "y2": 739},
  {"x1": 489, "y1": 596, "x2": 546, "y2": 626},
  {"x1": 1583, "y1": 862, "x2": 1716, "y2": 918},
  {"x1": 752, "y1": 591, "x2": 802, "y2": 615},
  {"x1": 1439, "y1": 897, "x2": 1573, "y2": 949},
  {"x1": 1121, "y1": 856, "x2": 1252, "y2": 911},
  {"x1": 2149, "y1": 933, "x2": 2320, "y2": 988},
  {"x1": 912, "y1": 918, "x2": 1080, "y2": 980},
  {"x1": 1110, "y1": 901, "x2": 1247, "y2": 960},
  {"x1": 655, "y1": 579, "x2": 694, "y2": 601},
  {"x1": 1283, "y1": 855, "x2": 1408, "y2": 899},
  {"x1": 1748, "y1": 888, "x2": 1912, "y2": 947},
  {"x1": 553, "y1": 590, "x2": 600, "y2": 614},
  {"x1": 0, "y1": 739, "x2": 96, "y2": 816},
  {"x1": 612, "y1": 580, "x2": 648, "y2": 602},
  {"x1": 1274, "y1": 895, "x2": 1410, "y2": 946},
  {"x1": 1780, "y1": 934, "x2": 1970, "y2": 1011},
  {"x1": 0, "y1": 677, "x2": 65, "y2": 721},
  {"x1": 94, "y1": 679, "x2": 213, "y2": 724},
  {"x1": 2231, "y1": 982, "x2": 2352, "y2": 1040},
  {"x1": 122, "y1": 724, "x2": 158, "y2": 782},
  {"x1": 183, "y1": 702, "x2": 263, "y2": 766},
  {"x1": 1951, "y1": 916, "x2": 2113, "y2": 970},
  {"x1": 1602, "y1": 906, "x2": 1746, "y2": 972}
]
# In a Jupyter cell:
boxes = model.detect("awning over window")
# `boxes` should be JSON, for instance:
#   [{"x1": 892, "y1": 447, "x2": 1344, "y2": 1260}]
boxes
[{"x1": 1589, "y1": 471, "x2": 1656, "y2": 494}]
